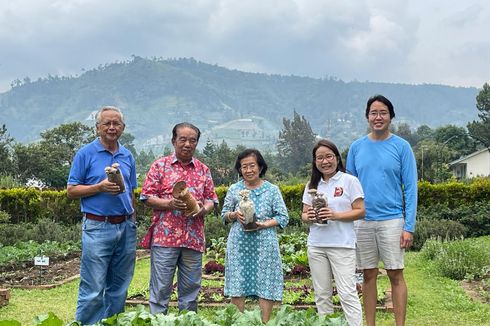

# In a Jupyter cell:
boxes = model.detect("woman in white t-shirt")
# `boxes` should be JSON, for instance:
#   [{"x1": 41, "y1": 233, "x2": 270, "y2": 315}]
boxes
[{"x1": 302, "y1": 139, "x2": 365, "y2": 326}]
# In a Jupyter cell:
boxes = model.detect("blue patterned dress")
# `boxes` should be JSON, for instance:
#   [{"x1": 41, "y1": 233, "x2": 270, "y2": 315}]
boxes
[{"x1": 221, "y1": 180, "x2": 289, "y2": 301}]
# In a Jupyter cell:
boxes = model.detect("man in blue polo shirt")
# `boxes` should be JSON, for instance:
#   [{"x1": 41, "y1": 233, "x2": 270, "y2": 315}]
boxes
[
  {"x1": 67, "y1": 106, "x2": 137, "y2": 324},
  {"x1": 347, "y1": 95, "x2": 417, "y2": 326}
]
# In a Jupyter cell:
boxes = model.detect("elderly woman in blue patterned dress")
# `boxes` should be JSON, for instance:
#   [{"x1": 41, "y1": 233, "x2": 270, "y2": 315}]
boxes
[{"x1": 221, "y1": 148, "x2": 289, "y2": 323}]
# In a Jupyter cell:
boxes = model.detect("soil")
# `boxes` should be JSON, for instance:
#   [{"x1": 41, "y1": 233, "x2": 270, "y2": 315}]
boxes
[
  {"x1": 3, "y1": 253, "x2": 487, "y2": 307},
  {"x1": 0, "y1": 250, "x2": 150, "y2": 288},
  {"x1": 461, "y1": 276, "x2": 490, "y2": 304}
]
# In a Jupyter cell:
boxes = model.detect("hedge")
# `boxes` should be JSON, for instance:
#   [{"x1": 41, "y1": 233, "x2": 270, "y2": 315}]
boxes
[
  {"x1": 418, "y1": 178, "x2": 490, "y2": 209},
  {"x1": 0, "y1": 178, "x2": 489, "y2": 224}
]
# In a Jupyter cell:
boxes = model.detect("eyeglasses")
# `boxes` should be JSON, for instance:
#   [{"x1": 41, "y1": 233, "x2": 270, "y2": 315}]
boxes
[
  {"x1": 176, "y1": 137, "x2": 197, "y2": 145},
  {"x1": 368, "y1": 111, "x2": 390, "y2": 118},
  {"x1": 240, "y1": 163, "x2": 257, "y2": 171},
  {"x1": 315, "y1": 154, "x2": 336, "y2": 162},
  {"x1": 99, "y1": 121, "x2": 124, "y2": 128}
]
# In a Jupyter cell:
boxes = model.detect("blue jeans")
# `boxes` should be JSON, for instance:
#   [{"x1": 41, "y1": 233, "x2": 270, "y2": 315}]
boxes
[
  {"x1": 149, "y1": 247, "x2": 202, "y2": 314},
  {"x1": 76, "y1": 217, "x2": 137, "y2": 325}
]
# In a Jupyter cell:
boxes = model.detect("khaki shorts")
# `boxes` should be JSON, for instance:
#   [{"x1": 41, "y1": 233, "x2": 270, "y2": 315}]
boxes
[{"x1": 355, "y1": 218, "x2": 405, "y2": 270}]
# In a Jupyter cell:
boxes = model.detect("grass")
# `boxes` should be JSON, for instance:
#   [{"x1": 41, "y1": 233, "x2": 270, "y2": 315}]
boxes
[
  {"x1": 0, "y1": 281, "x2": 78, "y2": 324},
  {"x1": 375, "y1": 250, "x2": 490, "y2": 326},
  {"x1": 1, "y1": 240, "x2": 490, "y2": 325}
]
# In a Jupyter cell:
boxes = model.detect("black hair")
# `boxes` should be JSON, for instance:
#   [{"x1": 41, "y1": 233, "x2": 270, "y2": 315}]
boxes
[
  {"x1": 365, "y1": 94, "x2": 395, "y2": 119},
  {"x1": 308, "y1": 139, "x2": 345, "y2": 190},
  {"x1": 172, "y1": 122, "x2": 201, "y2": 142},
  {"x1": 234, "y1": 148, "x2": 268, "y2": 178}
]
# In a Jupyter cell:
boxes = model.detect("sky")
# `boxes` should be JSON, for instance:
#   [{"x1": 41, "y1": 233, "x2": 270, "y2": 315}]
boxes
[{"x1": 0, "y1": 0, "x2": 489, "y2": 93}]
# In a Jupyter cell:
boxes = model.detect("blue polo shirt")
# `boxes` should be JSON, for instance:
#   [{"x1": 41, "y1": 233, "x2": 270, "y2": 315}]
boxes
[{"x1": 67, "y1": 138, "x2": 137, "y2": 216}]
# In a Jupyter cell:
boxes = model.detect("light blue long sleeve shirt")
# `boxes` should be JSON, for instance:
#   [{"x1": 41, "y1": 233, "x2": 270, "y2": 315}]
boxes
[{"x1": 346, "y1": 134, "x2": 418, "y2": 232}]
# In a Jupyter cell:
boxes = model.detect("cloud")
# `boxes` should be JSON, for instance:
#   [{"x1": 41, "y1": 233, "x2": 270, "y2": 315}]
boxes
[{"x1": 0, "y1": 0, "x2": 488, "y2": 92}]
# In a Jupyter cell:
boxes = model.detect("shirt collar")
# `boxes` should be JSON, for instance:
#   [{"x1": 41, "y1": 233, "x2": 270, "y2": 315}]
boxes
[
  {"x1": 319, "y1": 171, "x2": 342, "y2": 184},
  {"x1": 171, "y1": 153, "x2": 195, "y2": 166},
  {"x1": 94, "y1": 138, "x2": 121, "y2": 154},
  {"x1": 239, "y1": 179, "x2": 267, "y2": 195}
]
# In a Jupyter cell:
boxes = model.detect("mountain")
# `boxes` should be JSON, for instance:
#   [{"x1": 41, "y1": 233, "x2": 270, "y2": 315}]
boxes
[{"x1": 0, "y1": 56, "x2": 479, "y2": 151}]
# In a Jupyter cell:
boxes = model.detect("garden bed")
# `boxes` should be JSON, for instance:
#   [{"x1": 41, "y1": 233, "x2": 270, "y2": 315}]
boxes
[
  {"x1": 127, "y1": 272, "x2": 393, "y2": 311},
  {"x1": 0, "y1": 253, "x2": 395, "y2": 311},
  {"x1": 461, "y1": 273, "x2": 490, "y2": 304},
  {"x1": 0, "y1": 250, "x2": 150, "y2": 288}
]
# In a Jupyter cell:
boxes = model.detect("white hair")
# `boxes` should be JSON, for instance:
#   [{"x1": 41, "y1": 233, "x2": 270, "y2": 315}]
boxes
[{"x1": 95, "y1": 106, "x2": 125, "y2": 125}]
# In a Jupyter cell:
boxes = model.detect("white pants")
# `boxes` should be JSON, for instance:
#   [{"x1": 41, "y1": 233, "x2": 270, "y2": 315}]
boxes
[{"x1": 308, "y1": 246, "x2": 362, "y2": 326}]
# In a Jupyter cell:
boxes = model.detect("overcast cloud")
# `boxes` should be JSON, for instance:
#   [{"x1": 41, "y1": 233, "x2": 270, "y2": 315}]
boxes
[{"x1": 0, "y1": 0, "x2": 489, "y2": 92}]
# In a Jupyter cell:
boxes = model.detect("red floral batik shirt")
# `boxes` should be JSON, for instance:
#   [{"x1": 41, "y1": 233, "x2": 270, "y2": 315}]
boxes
[{"x1": 140, "y1": 154, "x2": 218, "y2": 252}]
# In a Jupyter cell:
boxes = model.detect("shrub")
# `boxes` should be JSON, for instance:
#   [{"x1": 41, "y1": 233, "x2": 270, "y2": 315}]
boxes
[
  {"x1": 420, "y1": 238, "x2": 445, "y2": 261},
  {"x1": 413, "y1": 219, "x2": 467, "y2": 251},
  {"x1": 0, "y1": 174, "x2": 22, "y2": 188},
  {"x1": 2, "y1": 178, "x2": 490, "y2": 228},
  {"x1": 0, "y1": 219, "x2": 81, "y2": 246},
  {"x1": 435, "y1": 240, "x2": 490, "y2": 280},
  {"x1": 458, "y1": 201, "x2": 490, "y2": 237},
  {"x1": 287, "y1": 209, "x2": 302, "y2": 228},
  {"x1": 418, "y1": 178, "x2": 490, "y2": 209},
  {"x1": 417, "y1": 200, "x2": 490, "y2": 239},
  {"x1": 0, "y1": 210, "x2": 10, "y2": 223},
  {"x1": 204, "y1": 215, "x2": 231, "y2": 248},
  {"x1": 136, "y1": 214, "x2": 152, "y2": 246}
]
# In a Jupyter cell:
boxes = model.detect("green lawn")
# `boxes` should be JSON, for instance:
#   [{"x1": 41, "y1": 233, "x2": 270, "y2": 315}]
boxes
[
  {"x1": 0, "y1": 281, "x2": 78, "y2": 324},
  {"x1": 376, "y1": 251, "x2": 490, "y2": 325},
  {"x1": 1, "y1": 244, "x2": 490, "y2": 325}
]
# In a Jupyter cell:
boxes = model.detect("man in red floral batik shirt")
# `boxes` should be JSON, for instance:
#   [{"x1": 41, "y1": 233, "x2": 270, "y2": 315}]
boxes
[{"x1": 140, "y1": 122, "x2": 218, "y2": 314}]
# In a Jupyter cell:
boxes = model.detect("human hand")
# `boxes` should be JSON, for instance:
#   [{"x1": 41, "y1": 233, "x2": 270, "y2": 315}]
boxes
[
  {"x1": 169, "y1": 198, "x2": 187, "y2": 211},
  {"x1": 400, "y1": 230, "x2": 413, "y2": 249},
  {"x1": 255, "y1": 221, "x2": 267, "y2": 230},
  {"x1": 235, "y1": 210, "x2": 246, "y2": 224},
  {"x1": 190, "y1": 201, "x2": 209, "y2": 218},
  {"x1": 99, "y1": 178, "x2": 121, "y2": 195},
  {"x1": 305, "y1": 207, "x2": 317, "y2": 223},
  {"x1": 316, "y1": 207, "x2": 333, "y2": 222}
]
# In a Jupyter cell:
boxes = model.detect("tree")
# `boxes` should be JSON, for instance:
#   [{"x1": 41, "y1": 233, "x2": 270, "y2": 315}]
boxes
[
  {"x1": 13, "y1": 143, "x2": 68, "y2": 188},
  {"x1": 119, "y1": 133, "x2": 137, "y2": 157},
  {"x1": 467, "y1": 82, "x2": 490, "y2": 147},
  {"x1": 199, "y1": 140, "x2": 245, "y2": 186},
  {"x1": 40, "y1": 122, "x2": 96, "y2": 165},
  {"x1": 12, "y1": 122, "x2": 96, "y2": 188},
  {"x1": 415, "y1": 125, "x2": 433, "y2": 142},
  {"x1": 0, "y1": 124, "x2": 14, "y2": 176},
  {"x1": 276, "y1": 111, "x2": 317, "y2": 175},
  {"x1": 135, "y1": 149, "x2": 157, "y2": 183},
  {"x1": 433, "y1": 125, "x2": 477, "y2": 158},
  {"x1": 393, "y1": 122, "x2": 417, "y2": 146},
  {"x1": 414, "y1": 140, "x2": 454, "y2": 183}
]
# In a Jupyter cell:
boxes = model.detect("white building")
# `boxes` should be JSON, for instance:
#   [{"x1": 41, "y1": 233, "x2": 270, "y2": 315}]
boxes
[{"x1": 449, "y1": 148, "x2": 490, "y2": 179}]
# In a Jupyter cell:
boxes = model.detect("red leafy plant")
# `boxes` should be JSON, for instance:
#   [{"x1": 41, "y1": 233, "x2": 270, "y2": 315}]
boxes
[
  {"x1": 204, "y1": 260, "x2": 225, "y2": 275},
  {"x1": 290, "y1": 264, "x2": 310, "y2": 276}
]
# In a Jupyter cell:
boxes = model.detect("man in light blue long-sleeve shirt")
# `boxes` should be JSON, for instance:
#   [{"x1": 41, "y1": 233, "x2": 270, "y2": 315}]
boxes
[{"x1": 347, "y1": 95, "x2": 417, "y2": 326}]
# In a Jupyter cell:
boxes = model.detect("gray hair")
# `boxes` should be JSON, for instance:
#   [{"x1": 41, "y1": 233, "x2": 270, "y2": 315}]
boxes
[{"x1": 95, "y1": 106, "x2": 125, "y2": 125}]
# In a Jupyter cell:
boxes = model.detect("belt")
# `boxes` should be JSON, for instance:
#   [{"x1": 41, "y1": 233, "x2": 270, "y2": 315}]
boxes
[{"x1": 85, "y1": 213, "x2": 131, "y2": 224}]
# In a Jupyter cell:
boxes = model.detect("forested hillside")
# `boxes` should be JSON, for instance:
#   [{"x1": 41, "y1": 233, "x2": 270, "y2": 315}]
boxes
[{"x1": 0, "y1": 56, "x2": 479, "y2": 149}]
